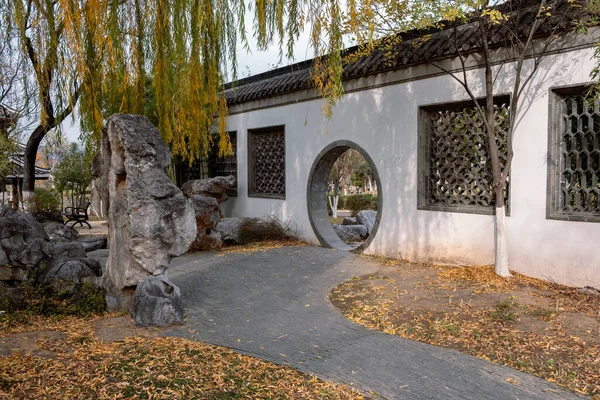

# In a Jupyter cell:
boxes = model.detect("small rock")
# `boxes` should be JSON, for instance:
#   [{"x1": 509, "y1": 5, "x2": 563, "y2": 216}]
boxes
[
  {"x1": 42, "y1": 221, "x2": 79, "y2": 242},
  {"x1": 181, "y1": 176, "x2": 236, "y2": 203},
  {"x1": 44, "y1": 259, "x2": 102, "y2": 292},
  {"x1": 131, "y1": 276, "x2": 184, "y2": 327},
  {"x1": 356, "y1": 210, "x2": 377, "y2": 234},
  {"x1": 214, "y1": 218, "x2": 242, "y2": 244},
  {"x1": 333, "y1": 224, "x2": 368, "y2": 242},
  {"x1": 342, "y1": 217, "x2": 357, "y2": 225},
  {"x1": 78, "y1": 237, "x2": 108, "y2": 252}
]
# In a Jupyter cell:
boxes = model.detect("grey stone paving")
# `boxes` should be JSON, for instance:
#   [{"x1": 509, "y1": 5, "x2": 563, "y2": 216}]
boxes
[{"x1": 164, "y1": 246, "x2": 583, "y2": 400}]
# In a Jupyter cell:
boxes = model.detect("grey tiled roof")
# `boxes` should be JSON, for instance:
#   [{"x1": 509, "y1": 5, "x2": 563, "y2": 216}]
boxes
[
  {"x1": 225, "y1": 0, "x2": 581, "y2": 106},
  {"x1": 4, "y1": 143, "x2": 51, "y2": 180}
]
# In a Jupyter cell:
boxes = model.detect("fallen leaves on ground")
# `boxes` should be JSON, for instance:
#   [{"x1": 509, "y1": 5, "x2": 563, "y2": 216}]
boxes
[
  {"x1": 331, "y1": 263, "x2": 600, "y2": 398},
  {"x1": 0, "y1": 314, "x2": 363, "y2": 399},
  {"x1": 221, "y1": 240, "x2": 307, "y2": 254}
]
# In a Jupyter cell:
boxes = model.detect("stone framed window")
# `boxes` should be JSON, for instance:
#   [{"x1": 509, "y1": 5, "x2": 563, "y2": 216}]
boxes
[
  {"x1": 418, "y1": 96, "x2": 510, "y2": 215},
  {"x1": 210, "y1": 131, "x2": 238, "y2": 196},
  {"x1": 547, "y1": 85, "x2": 600, "y2": 222},
  {"x1": 248, "y1": 126, "x2": 285, "y2": 199}
]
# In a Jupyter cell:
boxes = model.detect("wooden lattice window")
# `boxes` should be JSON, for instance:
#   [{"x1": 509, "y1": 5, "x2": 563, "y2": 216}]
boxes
[
  {"x1": 548, "y1": 86, "x2": 600, "y2": 222},
  {"x1": 210, "y1": 131, "x2": 238, "y2": 196},
  {"x1": 248, "y1": 126, "x2": 285, "y2": 199},
  {"x1": 418, "y1": 97, "x2": 510, "y2": 215}
]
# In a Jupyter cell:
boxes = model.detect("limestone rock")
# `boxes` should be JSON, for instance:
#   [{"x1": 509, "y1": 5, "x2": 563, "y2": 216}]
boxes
[
  {"x1": 356, "y1": 210, "x2": 377, "y2": 234},
  {"x1": 192, "y1": 230, "x2": 222, "y2": 251},
  {"x1": 42, "y1": 221, "x2": 79, "y2": 242},
  {"x1": 78, "y1": 237, "x2": 108, "y2": 252},
  {"x1": 95, "y1": 115, "x2": 196, "y2": 310},
  {"x1": 44, "y1": 258, "x2": 102, "y2": 291},
  {"x1": 131, "y1": 275, "x2": 184, "y2": 327},
  {"x1": 191, "y1": 195, "x2": 222, "y2": 229},
  {"x1": 181, "y1": 175, "x2": 236, "y2": 203},
  {"x1": 342, "y1": 217, "x2": 358, "y2": 225},
  {"x1": 52, "y1": 242, "x2": 87, "y2": 262},
  {"x1": 215, "y1": 217, "x2": 242, "y2": 244},
  {"x1": 189, "y1": 195, "x2": 223, "y2": 251},
  {"x1": 0, "y1": 207, "x2": 53, "y2": 268},
  {"x1": 0, "y1": 248, "x2": 8, "y2": 265},
  {"x1": 0, "y1": 206, "x2": 49, "y2": 241},
  {"x1": 333, "y1": 224, "x2": 368, "y2": 242}
]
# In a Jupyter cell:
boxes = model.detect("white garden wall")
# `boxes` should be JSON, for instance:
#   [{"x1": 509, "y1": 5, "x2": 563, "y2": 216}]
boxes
[{"x1": 222, "y1": 46, "x2": 600, "y2": 289}]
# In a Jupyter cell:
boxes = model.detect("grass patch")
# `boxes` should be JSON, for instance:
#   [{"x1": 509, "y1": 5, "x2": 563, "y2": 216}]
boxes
[{"x1": 489, "y1": 300, "x2": 518, "y2": 323}]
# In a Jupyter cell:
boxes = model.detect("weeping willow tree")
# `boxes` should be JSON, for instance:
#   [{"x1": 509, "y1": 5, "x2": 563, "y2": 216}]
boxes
[{"x1": 2, "y1": 0, "x2": 342, "y2": 198}]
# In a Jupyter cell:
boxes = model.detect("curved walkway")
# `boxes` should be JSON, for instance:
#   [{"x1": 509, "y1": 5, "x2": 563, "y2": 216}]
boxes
[{"x1": 166, "y1": 246, "x2": 582, "y2": 400}]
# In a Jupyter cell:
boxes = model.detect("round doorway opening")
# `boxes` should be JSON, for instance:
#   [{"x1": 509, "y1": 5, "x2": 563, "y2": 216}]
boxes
[{"x1": 306, "y1": 140, "x2": 382, "y2": 252}]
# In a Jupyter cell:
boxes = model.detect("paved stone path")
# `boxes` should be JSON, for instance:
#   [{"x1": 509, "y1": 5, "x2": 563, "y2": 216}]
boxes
[{"x1": 166, "y1": 246, "x2": 582, "y2": 400}]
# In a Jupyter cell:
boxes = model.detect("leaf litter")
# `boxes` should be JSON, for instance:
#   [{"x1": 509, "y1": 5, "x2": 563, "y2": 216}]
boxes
[
  {"x1": 0, "y1": 313, "x2": 364, "y2": 399},
  {"x1": 330, "y1": 258, "x2": 600, "y2": 398}
]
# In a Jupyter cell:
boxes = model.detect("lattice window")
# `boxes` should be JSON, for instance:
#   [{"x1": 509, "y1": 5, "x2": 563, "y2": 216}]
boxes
[
  {"x1": 248, "y1": 126, "x2": 285, "y2": 199},
  {"x1": 210, "y1": 131, "x2": 238, "y2": 196},
  {"x1": 418, "y1": 97, "x2": 510, "y2": 215},
  {"x1": 548, "y1": 87, "x2": 600, "y2": 222}
]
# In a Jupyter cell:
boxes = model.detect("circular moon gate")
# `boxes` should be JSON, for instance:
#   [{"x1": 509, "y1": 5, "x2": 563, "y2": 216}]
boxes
[{"x1": 306, "y1": 140, "x2": 383, "y2": 253}]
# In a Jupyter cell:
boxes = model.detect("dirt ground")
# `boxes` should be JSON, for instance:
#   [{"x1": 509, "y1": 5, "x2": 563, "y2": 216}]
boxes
[
  {"x1": 330, "y1": 258, "x2": 600, "y2": 398},
  {"x1": 0, "y1": 316, "x2": 162, "y2": 359}
]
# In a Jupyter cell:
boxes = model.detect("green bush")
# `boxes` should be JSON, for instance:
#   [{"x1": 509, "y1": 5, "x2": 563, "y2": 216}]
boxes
[
  {"x1": 26, "y1": 187, "x2": 62, "y2": 221},
  {"x1": 29, "y1": 187, "x2": 61, "y2": 213},
  {"x1": 344, "y1": 194, "x2": 378, "y2": 216}
]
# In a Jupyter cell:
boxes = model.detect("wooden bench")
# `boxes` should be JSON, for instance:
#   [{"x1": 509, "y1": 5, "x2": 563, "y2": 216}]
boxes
[{"x1": 63, "y1": 202, "x2": 92, "y2": 229}]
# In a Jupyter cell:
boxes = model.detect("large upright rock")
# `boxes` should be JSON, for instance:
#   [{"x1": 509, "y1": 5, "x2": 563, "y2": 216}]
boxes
[
  {"x1": 181, "y1": 175, "x2": 236, "y2": 203},
  {"x1": 95, "y1": 115, "x2": 196, "y2": 311}
]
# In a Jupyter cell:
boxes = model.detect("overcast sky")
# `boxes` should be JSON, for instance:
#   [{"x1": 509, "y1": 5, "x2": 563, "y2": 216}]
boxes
[{"x1": 61, "y1": 28, "x2": 314, "y2": 143}]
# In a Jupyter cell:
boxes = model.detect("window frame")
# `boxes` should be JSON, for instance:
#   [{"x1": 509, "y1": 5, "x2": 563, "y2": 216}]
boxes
[
  {"x1": 546, "y1": 83, "x2": 600, "y2": 223},
  {"x1": 247, "y1": 125, "x2": 286, "y2": 200},
  {"x1": 210, "y1": 131, "x2": 238, "y2": 196},
  {"x1": 417, "y1": 95, "x2": 511, "y2": 216}
]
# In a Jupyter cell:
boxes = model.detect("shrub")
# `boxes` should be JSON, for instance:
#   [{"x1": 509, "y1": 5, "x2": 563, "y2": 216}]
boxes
[
  {"x1": 0, "y1": 279, "x2": 106, "y2": 320},
  {"x1": 26, "y1": 187, "x2": 62, "y2": 221},
  {"x1": 237, "y1": 216, "x2": 300, "y2": 244},
  {"x1": 344, "y1": 194, "x2": 378, "y2": 216},
  {"x1": 30, "y1": 187, "x2": 61, "y2": 213}
]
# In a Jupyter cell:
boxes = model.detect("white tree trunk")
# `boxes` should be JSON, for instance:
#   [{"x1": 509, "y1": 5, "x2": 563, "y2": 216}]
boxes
[
  {"x1": 21, "y1": 190, "x2": 34, "y2": 211},
  {"x1": 494, "y1": 206, "x2": 511, "y2": 277},
  {"x1": 367, "y1": 175, "x2": 373, "y2": 192},
  {"x1": 328, "y1": 195, "x2": 339, "y2": 219}
]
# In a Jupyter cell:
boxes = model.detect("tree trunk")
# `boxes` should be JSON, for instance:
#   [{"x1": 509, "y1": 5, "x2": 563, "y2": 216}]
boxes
[
  {"x1": 23, "y1": 124, "x2": 49, "y2": 200},
  {"x1": 494, "y1": 204, "x2": 510, "y2": 277}
]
